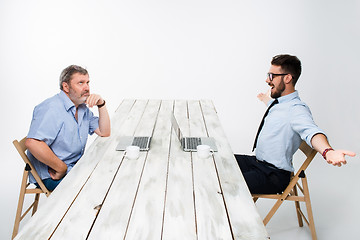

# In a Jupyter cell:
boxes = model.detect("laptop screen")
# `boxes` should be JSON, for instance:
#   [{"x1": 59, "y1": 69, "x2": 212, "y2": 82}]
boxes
[{"x1": 171, "y1": 113, "x2": 184, "y2": 142}]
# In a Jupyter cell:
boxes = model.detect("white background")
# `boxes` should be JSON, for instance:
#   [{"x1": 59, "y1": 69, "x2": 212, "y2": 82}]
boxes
[{"x1": 1, "y1": 0, "x2": 359, "y2": 239}]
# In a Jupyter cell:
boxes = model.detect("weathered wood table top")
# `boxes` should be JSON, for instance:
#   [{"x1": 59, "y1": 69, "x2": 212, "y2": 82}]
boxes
[{"x1": 15, "y1": 99, "x2": 268, "y2": 240}]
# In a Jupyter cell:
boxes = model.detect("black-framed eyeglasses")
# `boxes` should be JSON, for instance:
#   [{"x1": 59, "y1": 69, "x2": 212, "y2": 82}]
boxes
[{"x1": 267, "y1": 73, "x2": 288, "y2": 81}]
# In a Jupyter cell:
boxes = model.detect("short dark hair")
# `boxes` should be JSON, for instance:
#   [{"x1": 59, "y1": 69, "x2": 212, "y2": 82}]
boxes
[
  {"x1": 271, "y1": 54, "x2": 301, "y2": 86},
  {"x1": 59, "y1": 65, "x2": 88, "y2": 90}
]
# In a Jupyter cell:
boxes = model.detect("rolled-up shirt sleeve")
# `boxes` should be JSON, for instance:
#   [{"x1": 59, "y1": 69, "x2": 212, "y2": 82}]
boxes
[
  {"x1": 87, "y1": 110, "x2": 99, "y2": 135},
  {"x1": 290, "y1": 103, "x2": 326, "y2": 148}
]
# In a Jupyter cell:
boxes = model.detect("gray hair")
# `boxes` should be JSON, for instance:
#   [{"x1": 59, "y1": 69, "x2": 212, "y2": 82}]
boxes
[{"x1": 59, "y1": 65, "x2": 88, "y2": 90}]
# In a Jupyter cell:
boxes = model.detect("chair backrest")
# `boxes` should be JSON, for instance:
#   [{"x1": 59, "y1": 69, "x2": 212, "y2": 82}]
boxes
[
  {"x1": 299, "y1": 141, "x2": 315, "y2": 157},
  {"x1": 296, "y1": 141, "x2": 317, "y2": 177},
  {"x1": 13, "y1": 137, "x2": 51, "y2": 196}
]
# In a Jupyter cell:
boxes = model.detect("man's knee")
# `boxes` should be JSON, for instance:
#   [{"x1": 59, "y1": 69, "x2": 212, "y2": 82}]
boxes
[{"x1": 42, "y1": 178, "x2": 62, "y2": 191}]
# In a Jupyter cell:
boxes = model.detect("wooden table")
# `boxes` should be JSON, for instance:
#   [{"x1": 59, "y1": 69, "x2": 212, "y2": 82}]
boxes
[{"x1": 15, "y1": 99, "x2": 269, "y2": 240}]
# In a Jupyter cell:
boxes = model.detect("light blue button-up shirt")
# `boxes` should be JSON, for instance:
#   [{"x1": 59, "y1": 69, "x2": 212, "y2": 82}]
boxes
[
  {"x1": 27, "y1": 91, "x2": 99, "y2": 183},
  {"x1": 255, "y1": 91, "x2": 325, "y2": 172}
]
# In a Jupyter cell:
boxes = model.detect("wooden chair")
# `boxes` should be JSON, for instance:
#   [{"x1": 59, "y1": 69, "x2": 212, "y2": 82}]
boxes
[
  {"x1": 252, "y1": 141, "x2": 318, "y2": 240},
  {"x1": 12, "y1": 137, "x2": 51, "y2": 239}
]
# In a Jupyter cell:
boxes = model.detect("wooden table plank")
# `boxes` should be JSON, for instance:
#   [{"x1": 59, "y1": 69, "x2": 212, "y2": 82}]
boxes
[
  {"x1": 162, "y1": 100, "x2": 197, "y2": 240},
  {"x1": 188, "y1": 100, "x2": 234, "y2": 239},
  {"x1": 87, "y1": 100, "x2": 162, "y2": 239},
  {"x1": 49, "y1": 100, "x2": 150, "y2": 239},
  {"x1": 14, "y1": 99, "x2": 136, "y2": 240},
  {"x1": 123, "y1": 100, "x2": 173, "y2": 239},
  {"x1": 200, "y1": 100, "x2": 269, "y2": 239}
]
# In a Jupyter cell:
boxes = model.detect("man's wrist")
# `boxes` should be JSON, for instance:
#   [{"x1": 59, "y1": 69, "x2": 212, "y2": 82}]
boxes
[{"x1": 322, "y1": 148, "x2": 334, "y2": 160}]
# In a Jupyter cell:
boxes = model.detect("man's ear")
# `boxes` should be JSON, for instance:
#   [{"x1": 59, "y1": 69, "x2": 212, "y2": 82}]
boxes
[
  {"x1": 62, "y1": 82, "x2": 70, "y2": 93},
  {"x1": 284, "y1": 74, "x2": 293, "y2": 84}
]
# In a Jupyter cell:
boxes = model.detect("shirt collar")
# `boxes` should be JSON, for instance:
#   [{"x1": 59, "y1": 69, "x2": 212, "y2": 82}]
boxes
[
  {"x1": 58, "y1": 91, "x2": 87, "y2": 124},
  {"x1": 58, "y1": 91, "x2": 75, "y2": 111},
  {"x1": 59, "y1": 91, "x2": 86, "y2": 111},
  {"x1": 277, "y1": 90, "x2": 299, "y2": 104}
]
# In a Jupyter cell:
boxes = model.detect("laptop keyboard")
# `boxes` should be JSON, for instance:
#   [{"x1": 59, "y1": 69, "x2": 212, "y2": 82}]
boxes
[
  {"x1": 186, "y1": 137, "x2": 202, "y2": 150},
  {"x1": 132, "y1": 137, "x2": 150, "y2": 149}
]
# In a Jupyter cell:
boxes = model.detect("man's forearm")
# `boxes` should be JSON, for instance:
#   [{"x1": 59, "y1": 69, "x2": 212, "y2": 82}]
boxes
[
  {"x1": 25, "y1": 138, "x2": 67, "y2": 178},
  {"x1": 310, "y1": 133, "x2": 356, "y2": 167},
  {"x1": 86, "y1": 94, "x2": 111, "y2": 137},
  {"x1": 310, "y1": 133, "x2": 330, "y2": 154},
  {"x1": 97, "y1": 104, "x2": 111, "y2": 137}
]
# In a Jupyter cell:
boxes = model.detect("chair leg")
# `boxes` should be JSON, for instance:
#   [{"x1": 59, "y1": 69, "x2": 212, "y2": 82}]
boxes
[
  {"x1": 12, "y1": 170, "x2": 28, "y2": 239},
  {"x1": 302, "y1": 177, "x2": 317, "y2": 240},
  {"x1": 32, "y1": 193, "x2": 40, "y2": 216},
  {"x1": 263, "y1": 198, "x2": 284, "y2": 225},
  {"x1": 293, "y1": 184, "x2": 304, "y2": 227}
]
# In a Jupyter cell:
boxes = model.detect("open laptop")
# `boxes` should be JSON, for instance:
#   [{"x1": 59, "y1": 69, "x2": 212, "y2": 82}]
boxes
[
  {"x1": 171, "y1": 113, "x2": 218, "y2": 152},
  {"x1": 115, "y1": 136, "x2": 152, "y2": 151}
]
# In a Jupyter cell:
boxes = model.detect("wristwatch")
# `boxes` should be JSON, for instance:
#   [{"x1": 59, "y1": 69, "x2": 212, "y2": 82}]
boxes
[{"x1": 97, "y1": 100, "x2": 106, "y2": 108}]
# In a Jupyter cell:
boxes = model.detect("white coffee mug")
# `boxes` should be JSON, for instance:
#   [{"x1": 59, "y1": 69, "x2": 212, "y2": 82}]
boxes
[
  {"x1": 125, "y1": 146, "x2": 140, "y2": 160},
  {"x1": 197, "y1": 145, "x2": 214, "y2": 159}
]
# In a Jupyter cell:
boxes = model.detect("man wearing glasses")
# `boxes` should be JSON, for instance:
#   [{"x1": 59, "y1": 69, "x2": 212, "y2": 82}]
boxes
[{"x1": 234, "y1": 54, "x2": 356, "y2": 194}]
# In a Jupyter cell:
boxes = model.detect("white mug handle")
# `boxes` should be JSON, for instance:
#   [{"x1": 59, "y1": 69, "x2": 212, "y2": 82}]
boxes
[{"x1": 209, "y1": 149, "x2": 214, "y2": 156}]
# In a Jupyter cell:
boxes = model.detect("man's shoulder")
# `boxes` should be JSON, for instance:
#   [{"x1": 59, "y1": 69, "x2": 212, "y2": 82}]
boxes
[
  {"x1": 288, "y1": 98, "x2": 312, "y2": 117},
  {"x1": 34, "y1": 94, "x2": 64, "y2": 115},
  {"x1": 278, "y1": 93, "x2": 312, "y2": 117},
  {"x1": 291, "y1": 98, "x2": 307, "y2": 107},
  {"x1": 36, "y1": 92, "x2": 58, "y2": 104},
  {"x1": 281, "y1": 92, "x2": 308, "y2": 108}
]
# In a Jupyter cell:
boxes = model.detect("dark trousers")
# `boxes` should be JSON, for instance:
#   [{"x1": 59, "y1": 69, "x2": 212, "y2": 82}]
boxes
[
  {"x1": 234, "y1": 154, "x2": 291, "y2": 194},
  {"x1": 35, "y1": 178, "x2": 62, "y2": 191}
]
